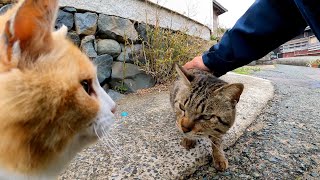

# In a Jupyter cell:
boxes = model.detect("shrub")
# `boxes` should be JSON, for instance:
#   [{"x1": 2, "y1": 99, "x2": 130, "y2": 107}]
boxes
[
  {"x1": 135, "y1": 21, "x2": 214, "y2": 84},
  {"x1": 307, "y1": 59, "x2": 320, "y2": 67}
]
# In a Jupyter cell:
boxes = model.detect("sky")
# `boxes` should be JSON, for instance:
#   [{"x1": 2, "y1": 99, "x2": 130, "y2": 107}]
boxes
[{"x1": 216, "y1": 0, "x2": 255, "y2": 28}]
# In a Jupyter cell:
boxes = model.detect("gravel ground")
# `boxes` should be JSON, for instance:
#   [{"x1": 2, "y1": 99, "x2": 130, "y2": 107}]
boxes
[{"x1": 189, "y1": 65, "x2": 320, "y2": 179}]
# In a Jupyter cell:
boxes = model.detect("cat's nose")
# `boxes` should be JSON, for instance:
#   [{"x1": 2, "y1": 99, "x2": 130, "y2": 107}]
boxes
[
  {"x1": 111, "y1": 105, "x2": 117, "y2": 114},
  {"x1": 181, "y1": 126, "x2": 192, "y2": 133}
]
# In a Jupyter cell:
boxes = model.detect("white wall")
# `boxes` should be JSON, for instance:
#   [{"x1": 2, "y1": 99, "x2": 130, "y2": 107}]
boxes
[{"x1": 149, "y1": 0, "x2": 214, "y2": 29}]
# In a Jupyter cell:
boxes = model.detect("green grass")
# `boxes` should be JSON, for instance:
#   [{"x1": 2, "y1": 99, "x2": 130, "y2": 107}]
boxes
[{"x1": 233, "y1": 66, "x2": 261, "y2": 75}]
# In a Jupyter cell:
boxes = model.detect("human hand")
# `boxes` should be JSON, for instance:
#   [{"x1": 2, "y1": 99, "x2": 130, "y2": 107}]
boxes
[{"x1": 183, "y1": 56, "x2": 210, "y2": 71}]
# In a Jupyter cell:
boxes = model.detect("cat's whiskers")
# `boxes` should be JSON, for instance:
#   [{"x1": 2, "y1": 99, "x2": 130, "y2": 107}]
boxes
[
  {"x1": 94, "y1": 125, "x2": 122, "y2": 157},
  {"x1": 101, "y1": 130, "x2": 121, "y2": 155},
  {"x1": 94, "y1": 125, "x2": 111, "y2": 149},
  {"x1": 103, "y1": 130, "x2": 135, "y2": 161}
]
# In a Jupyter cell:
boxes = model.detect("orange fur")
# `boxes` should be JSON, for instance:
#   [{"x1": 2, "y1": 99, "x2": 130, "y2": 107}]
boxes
[{"x1": 0, "y1": 0, "x2": 115, "y2": 178}]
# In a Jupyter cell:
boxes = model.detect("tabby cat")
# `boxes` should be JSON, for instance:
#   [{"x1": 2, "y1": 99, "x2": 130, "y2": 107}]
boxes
[{"x1": 170, "y1": 64, "x2": 244, "y2": 171}]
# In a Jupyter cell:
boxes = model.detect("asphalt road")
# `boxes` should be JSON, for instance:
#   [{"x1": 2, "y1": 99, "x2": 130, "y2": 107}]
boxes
[{"x1": 190, "y1": 65, "x2": 320, "y2": 179}]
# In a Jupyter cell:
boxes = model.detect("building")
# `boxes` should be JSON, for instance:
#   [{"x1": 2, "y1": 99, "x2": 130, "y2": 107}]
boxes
[
  {"x1": 277, "y1": 27, "x2": 320, "y2": 58},
  {"x1": 60, "y1": 0, "x2": 227, "y2": 40}
]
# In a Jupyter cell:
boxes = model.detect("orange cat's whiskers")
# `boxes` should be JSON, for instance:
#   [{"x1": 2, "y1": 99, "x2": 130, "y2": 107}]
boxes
[
  {"x1": 96, "y1": 127, "x2": 121, "y2": 156},
  {"x1": 95, "y1": 127, "x2": 120, "y2": 156},
  {"x1": 102, "y1": 131, "x2": 121, "y2": 155}
]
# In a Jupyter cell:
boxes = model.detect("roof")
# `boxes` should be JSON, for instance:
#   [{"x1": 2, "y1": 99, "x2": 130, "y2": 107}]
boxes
[{"x1": 212, "y1": 0, "x2": 227, "y2": 15}]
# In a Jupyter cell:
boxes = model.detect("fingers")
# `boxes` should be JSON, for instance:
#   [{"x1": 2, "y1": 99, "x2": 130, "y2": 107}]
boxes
[
  {"x1": 183, "y1": 56, "x2": 210, "y2": 71},
  {"x1": 182, "y1": 61, "x2": 194, "y2": 70}
]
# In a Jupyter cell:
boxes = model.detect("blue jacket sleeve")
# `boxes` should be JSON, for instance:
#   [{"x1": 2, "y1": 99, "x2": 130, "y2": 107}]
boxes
[{"x1": 203, "y1": 0, "x2": 307, "y2": 77}]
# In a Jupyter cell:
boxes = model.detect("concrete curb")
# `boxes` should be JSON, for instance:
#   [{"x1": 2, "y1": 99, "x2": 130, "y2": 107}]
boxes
[{"x1": 59, "y1": 73, "x2": 274, "y2": 180}]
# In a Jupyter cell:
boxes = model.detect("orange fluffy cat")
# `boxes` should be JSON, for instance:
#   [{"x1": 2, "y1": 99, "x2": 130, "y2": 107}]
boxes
[{"x1": 0, "y1": 0, "x2": 116, "y2": 179}]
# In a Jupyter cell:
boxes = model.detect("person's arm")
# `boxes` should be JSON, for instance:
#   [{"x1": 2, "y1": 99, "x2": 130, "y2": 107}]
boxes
[{"x1": 199, "y1": 0, "x2": 307, "y2": 76}]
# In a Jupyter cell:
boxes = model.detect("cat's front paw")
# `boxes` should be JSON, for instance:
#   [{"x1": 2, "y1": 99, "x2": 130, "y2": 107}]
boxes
[
  {"x1": 180, "y1": 138, "x2": 196, "y2": 150},
  {"x1": 213, "y1": 157, "x2": 228, "y2": 171}
]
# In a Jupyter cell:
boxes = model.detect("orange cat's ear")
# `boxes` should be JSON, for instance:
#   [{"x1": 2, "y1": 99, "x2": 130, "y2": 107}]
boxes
[
  {"x1": 4, "y1": 0, "x2": 58, "y2": 66},
  {"x1": 217, "y1": 83, "x2": 244, "y2": 103},
  {"x1": 175, "y1": 64, "x2": 194, "y2": 86}
]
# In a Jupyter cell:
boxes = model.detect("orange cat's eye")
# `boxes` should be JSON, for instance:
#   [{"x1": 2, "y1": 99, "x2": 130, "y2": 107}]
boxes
[{"x1": 81, "y1": 80, "x2": 91, "y2": 94}]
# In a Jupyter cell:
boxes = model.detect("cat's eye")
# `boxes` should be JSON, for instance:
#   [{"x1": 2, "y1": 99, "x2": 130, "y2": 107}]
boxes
[
  {"x1": 200, "y1": 115, "x2": 213, "y2": 120},
  {"x1": 81, "y1": 80, "x2": 90, "y2": 94},
  {"x1": 179, "y1": 104, "x2": 185, "y2": 111}
]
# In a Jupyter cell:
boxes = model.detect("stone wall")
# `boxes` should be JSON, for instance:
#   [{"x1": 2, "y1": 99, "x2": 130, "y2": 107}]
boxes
[
  {"x1": 0, "y1": 2, "x2": 156, "y2": 93},
  {"x1": 60, "y1": 0, "x2": 212, "y2": 40}
]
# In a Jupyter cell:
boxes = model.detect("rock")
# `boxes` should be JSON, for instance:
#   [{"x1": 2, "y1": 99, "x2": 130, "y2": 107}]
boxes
[
  {"x1": 92, "y1": 54, "x2": 113, "y2": 84},
  {"x1": 67, "y1": 31, "x2": 81, "y2": 47},
  {"x1": 63, "y1": 6, "x2": 77, "y2": 13},
  {"x1": 111, "y1": 62, "x2": 140, "y2": 79},
  {"x1": 106, "y1": 89, "x2": 125, "y2": 102},
  {"x1": 132, "y1": 44, "x2": 143, "y2": 54},
  {"x1": 96, "y1": 39, "x2": 121, "y2": 57},
  {"x1": 81, "y1": 35, "x2": 95, "y2": 44},
  {"x1": 121, "y1": 44, "x2": 142, "y2": 54},
  {"x1": 110, "y1": 62, "x2": 155, "y2": 93},
  {"x1": 81, "y1": 42, "x2": 97, "y2": 58},
  {"x1": 116, "y1": 52, "x2": 132, "y2": 63},
  {"x1": 135, "y1": 23, "x2": 148, "y2": 42},
  {"x1": 102, "y1": 83, "x2": 110, "y2": 91},
  {"x1": 120, "y1": 44, "x2": 126, "y2": 52},
  {"x1": 119, "y1": 44, "x2": 145, "y2": 64},
  {"x1": 0, "y1": 3, "x2": 11, "y2": 15},
  {"x1": 55, "y1": 10, "x2": 74, "y2": 30},
  {"x1": 75, "y1": 12, "x2": 98, "y2": 35},
  {"x1": 98, "y1": 14, "x2": 138, "y2": 43},
  {"x1": 131, "y1": 44, "x2": 144, "y2": 62},
  {"x1": 80, "y1": 35, "x2": 97, "y2": 58}
]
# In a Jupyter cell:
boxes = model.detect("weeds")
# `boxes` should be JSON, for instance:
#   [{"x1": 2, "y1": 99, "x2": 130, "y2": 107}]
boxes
[
  {"x1": 233, "y1": 66, "x2": 261, "y2": 75},
  {"x1": 134, "y1": 19, "x2": 214, "y2": 84}
]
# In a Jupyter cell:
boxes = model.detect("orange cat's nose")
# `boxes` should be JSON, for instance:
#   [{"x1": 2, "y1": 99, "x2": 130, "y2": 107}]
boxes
[{"x1": 111, "y1": 106, "x2": 117, "y2": 114}]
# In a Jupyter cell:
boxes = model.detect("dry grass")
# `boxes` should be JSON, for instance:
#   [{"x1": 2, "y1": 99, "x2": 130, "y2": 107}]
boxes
[{"x1": 136, "y1": 21, "x2": 214, "y2": 84}]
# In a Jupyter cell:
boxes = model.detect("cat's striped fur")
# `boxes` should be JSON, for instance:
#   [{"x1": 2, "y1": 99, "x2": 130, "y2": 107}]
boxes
[{"x1": 170, "y1": 64, "x2": 244, "y2": 171}]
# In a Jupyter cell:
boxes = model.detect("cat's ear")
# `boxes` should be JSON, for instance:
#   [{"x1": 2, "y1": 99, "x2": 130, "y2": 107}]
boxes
[
  {"x1": 4, "y1": 0, "x2": 59, "y2": 67},
  {"x1": 175, "y1": 64, "x2": 194, "y2": 86},
  {"x1": 217, "y1": 83, "x2": 244, "y2": 103}
]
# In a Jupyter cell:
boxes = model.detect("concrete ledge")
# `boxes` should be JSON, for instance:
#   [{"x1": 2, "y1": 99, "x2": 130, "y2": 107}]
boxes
[{"x1": 59, "y1": 73, "x2": 274, "y2": 179}]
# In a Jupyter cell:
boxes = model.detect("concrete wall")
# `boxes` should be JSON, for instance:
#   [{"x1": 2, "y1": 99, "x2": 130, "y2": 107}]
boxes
[
  {"x1": 148, "y1": 0, "x2": 214, "y2": 30},
  {"x1": 59, "y1": 0, "x2": 211, "y2": 40}
]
